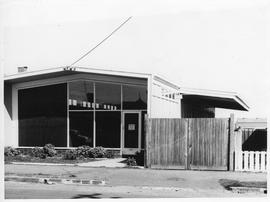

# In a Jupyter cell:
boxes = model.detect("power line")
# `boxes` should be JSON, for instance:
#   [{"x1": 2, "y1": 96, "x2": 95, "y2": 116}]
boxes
[{"x1": 68, "y1": 16, "x2": 133, "y2": 68}]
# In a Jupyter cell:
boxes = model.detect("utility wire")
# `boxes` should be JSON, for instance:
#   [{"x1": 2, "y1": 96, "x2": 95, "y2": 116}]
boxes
[{"x1": 68, "y1": 16, "x2": 133, "y2": 68}]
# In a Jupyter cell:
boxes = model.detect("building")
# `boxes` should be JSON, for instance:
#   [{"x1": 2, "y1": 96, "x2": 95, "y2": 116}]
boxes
[{"x1": 4, "y1": 66, "x2": 249, "y2": 155}]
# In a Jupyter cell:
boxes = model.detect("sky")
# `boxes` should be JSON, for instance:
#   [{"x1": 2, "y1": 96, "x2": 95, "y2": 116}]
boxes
[{"x1": 1, "y1": 0, "x2": 269, "y2": 119}]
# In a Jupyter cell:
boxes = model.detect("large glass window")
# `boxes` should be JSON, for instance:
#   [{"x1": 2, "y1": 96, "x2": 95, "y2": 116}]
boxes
[
  {"x1": 96, "y1": 111, "x2": 121, "y2": 148},
  {"x1": 18, "y1": 83, "x2": 67, "y2": 147},
  {"x1": 69, "y1": 81, "x2": 94, "y2": 110},
  {"x1": 69, "y1": 112, "x2": 93, "y2": 147},
  {"x1": 123, "y1": 85, "x2": 147, "y2": 109},
  {"x1": 95, "y1": 82, "x2": 121, "y2": 110}
]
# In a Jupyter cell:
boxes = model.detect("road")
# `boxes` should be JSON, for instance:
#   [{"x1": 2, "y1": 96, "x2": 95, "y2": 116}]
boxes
[{"x1": 5, "y1": 181, "x2": 265, "y2": 199}]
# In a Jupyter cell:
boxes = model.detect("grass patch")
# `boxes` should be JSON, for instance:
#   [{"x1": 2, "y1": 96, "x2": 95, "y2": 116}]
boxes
[{"x1": 219, "y1": 179, "x2": 267, "y2": 190}]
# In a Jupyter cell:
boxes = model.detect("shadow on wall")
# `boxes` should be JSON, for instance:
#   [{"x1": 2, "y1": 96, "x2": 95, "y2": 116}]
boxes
[
  {"x1": 242, "y1": 129, "x2": 267, "y2": 151},
  {"x1": 4, "y1": 82, "x2": 13, "y2": 119}
]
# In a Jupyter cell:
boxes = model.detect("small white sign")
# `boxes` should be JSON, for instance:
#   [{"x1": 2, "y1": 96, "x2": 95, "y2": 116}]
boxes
[{"x1": 128, "y1": 124, "x2": 136, "y2": 131}]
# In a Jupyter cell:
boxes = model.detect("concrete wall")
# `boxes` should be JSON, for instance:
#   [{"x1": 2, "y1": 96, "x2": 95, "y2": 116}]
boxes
[
  {"x1": 150, "y1": 76, "x2": 181, "y2": 118},
  {"x1": 4, "y1": 82, "x2": 17, "y2": 147}
]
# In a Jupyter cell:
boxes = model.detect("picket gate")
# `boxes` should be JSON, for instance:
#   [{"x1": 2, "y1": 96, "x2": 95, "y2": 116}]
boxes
[{"x1": 235, "y1": 151, "x2": 267, "y2": 172}]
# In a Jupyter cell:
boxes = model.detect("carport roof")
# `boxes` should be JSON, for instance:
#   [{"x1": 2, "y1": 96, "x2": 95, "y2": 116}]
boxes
[{"x1": 180, "y1": 87, "x2": 249, "y2": 111}]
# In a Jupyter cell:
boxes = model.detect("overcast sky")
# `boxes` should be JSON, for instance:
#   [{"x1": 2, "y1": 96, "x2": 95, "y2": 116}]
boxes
[{"x1": 1, "y1": 0, "x2": 269, "y2": 118}]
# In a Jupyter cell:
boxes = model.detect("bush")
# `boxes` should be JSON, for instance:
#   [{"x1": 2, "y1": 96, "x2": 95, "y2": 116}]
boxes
[
  {"x1": 63, "y1": 150, "x2": 77, "y2": 160},
  {"x1": 76, "y1": 146, "x2": 106, "y2": 158},
  {"x1": 134, "y1": 150, "x2": 144, "y2": 166},
  {"x1": 31, "y1": 147, "x2": 46, "y2": 159},
  {"x1": 76, "y1": 145, "x2": 92, "y2": 158},
  {"x1": 91, "y1": 147, "x2": 106, "y2": 158},
  {"x1": 31, "y1": 144, "x2": 57, "y2": 159},
  {"x1": 4, "y1": 146, "x2": 21, "y2": 157},
  {"x1": 105, "y1": 150, "x2": 115, "y2": 158},
  {"x1": 43, "y1": 144, "x2": 57, "y2": 157},
  {"x1": 126, "y1": 157, "x2": 137, "y2": 167}
]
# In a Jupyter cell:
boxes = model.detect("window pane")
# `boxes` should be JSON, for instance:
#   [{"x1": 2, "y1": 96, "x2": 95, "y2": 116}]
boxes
[
  {"x1": 123, "y1": 85, "x2": 147, "y2": 109},
  {"x1": 95, "y1": 82, "x2": 121, "y2": 110},
  {"x1": 96, "y1": 111, "x2": 121, "y2": 148},
  {"x1": 18, "y1": 84, "x2": 67, "y2": 147},
  {"x1": 69, "y1": 112, "x2": 93, "y2": 147},
  {"x1": 69, "y1": 81, "x2": 94, "y2": 110}
]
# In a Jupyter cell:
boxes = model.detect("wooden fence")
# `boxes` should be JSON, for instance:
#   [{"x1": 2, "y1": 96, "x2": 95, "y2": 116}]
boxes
[
  {"x1": 235, "y1": 151, "x2": 267, "y2": 172},
  {"x1": 145, "y1": 117, "x2": 232, "y2": 170}
]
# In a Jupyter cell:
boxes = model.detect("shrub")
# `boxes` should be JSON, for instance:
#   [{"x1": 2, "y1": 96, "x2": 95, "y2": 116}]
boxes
[
  {"x1": 134, "y1": 150, "x2": 144, "y2": 166},
  {"x1": 4, "y1": 146, "x2": 21, "y2": 157},
  {"x1": 43, "y1": 144, "x2": 57, "y2": 157},
  {"x1": 76, "y1": 145, "x2": 92, "y2": 158},
  {"x1": 76, "y1": 146, "x2": 106, "y2": 158},
  {"x1": 105, "y1": 150, "x2": 115, "y2": 158},
  {"x1": 91, "y1": 147, "x2": 106, "y2": 158},
  {"x1": 63, "y1": 150, "x2": 77, "y2": 160},
  {"x1": 31, "y1": 147, "x2": 46, "y2": 159},
  {"x1": 126, "y1": 157, "x2": 137, "y2": 167}
]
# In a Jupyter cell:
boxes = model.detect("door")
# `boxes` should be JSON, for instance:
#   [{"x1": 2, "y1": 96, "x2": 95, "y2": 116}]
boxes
[{"x1": 123, "y1": 112, "x2": 140, "y2": 154}]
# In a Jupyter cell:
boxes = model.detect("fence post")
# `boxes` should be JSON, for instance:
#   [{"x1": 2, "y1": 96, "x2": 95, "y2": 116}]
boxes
[
  {"x1": 234, "y1": 129, "x2": 242, "y2": 171},
  {"x1": 144, "y1": 114, "x2": 148, "y2": 168},
  {"x1": 185, "y1": 119, "x2": 190, "y2": 170},
  {"x1": 229, "y1": 114, "x2": 235, "y2": 171},
  {"x1": 144, "y1": 114, "x2": 151, "y2": 168}
]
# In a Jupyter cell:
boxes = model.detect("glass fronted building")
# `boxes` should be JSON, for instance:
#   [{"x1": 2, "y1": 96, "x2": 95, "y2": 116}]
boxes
[
  {"x1": 4, "y1": 67, "x2": 248, "y2": 155},
  {"x1": 4, "y1": 67, "x2": 181, "y2": 154}
]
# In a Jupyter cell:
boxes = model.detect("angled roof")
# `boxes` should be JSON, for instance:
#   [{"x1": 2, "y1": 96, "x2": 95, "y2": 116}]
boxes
[
  {"x1": 4, "y1": 66, "x2": 249, "y2": 111},
  {"x1": 180, "y1": 87, "x2": 249, "y2": 111}
]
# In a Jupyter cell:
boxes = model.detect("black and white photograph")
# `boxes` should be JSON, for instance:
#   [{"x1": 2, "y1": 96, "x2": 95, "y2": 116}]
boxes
[{"x1": 0, "y1": 0, "x2": 269, "y2": 200}]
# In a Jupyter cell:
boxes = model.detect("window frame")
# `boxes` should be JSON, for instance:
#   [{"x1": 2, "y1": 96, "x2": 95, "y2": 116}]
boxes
[{"x1": 15, "y1": 77, "x2": 147, "y2": 149}]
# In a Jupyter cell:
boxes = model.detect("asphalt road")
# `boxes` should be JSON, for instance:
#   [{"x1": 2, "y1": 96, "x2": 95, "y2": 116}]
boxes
[{"x1": 5, "y1": 181, "x2": 265, "y2": 199}]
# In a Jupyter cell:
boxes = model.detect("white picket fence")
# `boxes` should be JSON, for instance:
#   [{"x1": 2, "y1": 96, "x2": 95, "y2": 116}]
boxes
[{"x1": 235, "y1": 151, "x2": 267, "y2": 172}]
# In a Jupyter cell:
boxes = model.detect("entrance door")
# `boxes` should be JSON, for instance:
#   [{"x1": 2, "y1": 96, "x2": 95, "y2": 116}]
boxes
[{"x1": 123, "y1": 112, "x2": 140, "y2": 154}]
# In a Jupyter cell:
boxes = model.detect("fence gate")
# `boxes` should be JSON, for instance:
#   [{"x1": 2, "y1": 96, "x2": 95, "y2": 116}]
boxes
[
  {"x1": 234, "y1": 129, "x2": 267, "y2": 172},
  {"x1": 145, "y1": 118, "x2": 230, "y2": 170},
  {"x1": 188, "y1": 119, "x2": 229, "y2": 170}
]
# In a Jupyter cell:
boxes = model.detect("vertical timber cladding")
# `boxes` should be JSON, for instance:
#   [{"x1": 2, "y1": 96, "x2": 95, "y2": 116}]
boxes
[
  {"x1": 146, "y1": 118, "x2": 230, "y2": 170},
  {"x1": 189, "y1": 118, "x2": 230, "y2": 170},
  {"x1": 147, "y1": 119, "x2": 188, "y2": 169}
]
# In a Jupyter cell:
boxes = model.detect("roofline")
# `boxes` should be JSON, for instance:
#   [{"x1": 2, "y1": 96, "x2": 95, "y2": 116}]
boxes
[
  {"x1": 179, "y1": 87, "x2": 249, "y2": 111},
  {"x1": 153, "y1": 75, "x2": 180, "y2": 90},
  {"x1": 4, "y1": 66, "x2": 151, "y2": 81}
]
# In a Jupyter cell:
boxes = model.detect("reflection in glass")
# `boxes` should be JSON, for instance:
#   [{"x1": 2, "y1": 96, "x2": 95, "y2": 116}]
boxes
[
  {"x1": 69, "y1": 112, "x2": 93, "y2": 147},
  {"x1": 95, "y1": 82, "x2": 121, "y2": 110},
  {"x1": 123, "y1": 85, "x2": 147, "y2": 109},
  {"x1": 69, "y1": 81, "x2": 94, "y2": 110},
  {"x1": 18, "y1": 84, "x2": 67, "y2": 147},
  {"x1": 96, "y1": 112, "x2": 121, "y2": 148}
]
